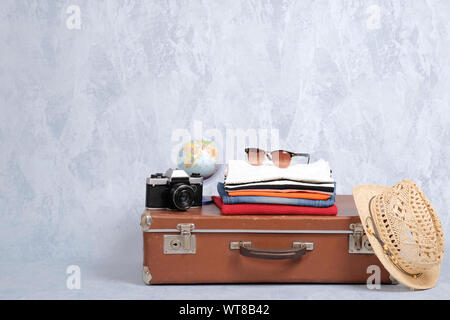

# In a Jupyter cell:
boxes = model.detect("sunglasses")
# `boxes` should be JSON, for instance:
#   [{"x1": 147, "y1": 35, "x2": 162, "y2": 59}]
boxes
[{"x1": 245, "y1": 148, "x2": 310, "y2": 168}]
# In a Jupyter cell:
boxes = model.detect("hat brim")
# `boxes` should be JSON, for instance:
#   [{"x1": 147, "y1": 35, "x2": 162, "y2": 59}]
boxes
[{"x1": 353, "y1": 184, "x2": 441, "y2": 290}]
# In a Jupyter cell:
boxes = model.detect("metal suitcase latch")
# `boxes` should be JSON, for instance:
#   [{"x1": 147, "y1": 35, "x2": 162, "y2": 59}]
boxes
[
  {"x1": 349, "y1": 223, "x2": 374, "y2": 254},
  {"x1": 163, "y1": 223, "x2": 196, "y2": 254}
]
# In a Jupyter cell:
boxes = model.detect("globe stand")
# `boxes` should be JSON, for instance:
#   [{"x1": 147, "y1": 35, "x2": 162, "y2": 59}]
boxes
[
  {"x1": 201, "y1": 163, "x2": 224, "y2": 206},
  {"x1": 202, "y1": 196, "x2": 213, "y2": 205}
]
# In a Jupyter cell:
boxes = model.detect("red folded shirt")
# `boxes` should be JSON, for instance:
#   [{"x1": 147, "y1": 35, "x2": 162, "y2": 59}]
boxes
[{"x1": 212, "y1": 196, "x2": 338, "y2": 215}]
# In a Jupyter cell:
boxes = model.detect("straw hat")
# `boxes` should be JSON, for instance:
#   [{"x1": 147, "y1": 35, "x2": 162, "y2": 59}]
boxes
[{"x1": 353, "y1": 179, "x2": 444, "y2": 289}]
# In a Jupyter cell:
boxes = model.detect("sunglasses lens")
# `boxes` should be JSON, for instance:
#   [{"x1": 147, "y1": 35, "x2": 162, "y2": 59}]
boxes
[
  {"x1": 271, "y1": 151, "x2": 291, "y2": 168},
  {"x1": 247, "y1": 148, "x2": 265, "y2": 166}
]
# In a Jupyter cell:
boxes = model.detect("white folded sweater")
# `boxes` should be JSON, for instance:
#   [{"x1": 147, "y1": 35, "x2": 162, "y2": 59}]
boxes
[{"x1": 224, "y1": 160, "x2": 334, "y2": 185}]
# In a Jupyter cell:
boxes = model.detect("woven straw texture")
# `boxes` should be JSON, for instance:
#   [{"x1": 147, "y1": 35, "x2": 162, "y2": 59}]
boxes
[{"x1": 370, "y1": 180, "x2": 444, "y2": 274}]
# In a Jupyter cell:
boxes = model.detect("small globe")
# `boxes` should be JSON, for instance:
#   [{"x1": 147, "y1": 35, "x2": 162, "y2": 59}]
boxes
[{"x1": 177, "y1": 140, "x2": 220, "y2": 180}]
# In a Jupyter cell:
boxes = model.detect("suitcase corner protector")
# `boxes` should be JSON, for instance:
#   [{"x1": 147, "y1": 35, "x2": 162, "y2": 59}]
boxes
[
  {"x1": 143, "y1": 266, "x2": 152, "y2": 285},
  {"x1": 389, "y1": 274, "x2": 399, "y2": 285},
  {"x1": 141, "y1": 211, "x2": 152, "y2": 232}
]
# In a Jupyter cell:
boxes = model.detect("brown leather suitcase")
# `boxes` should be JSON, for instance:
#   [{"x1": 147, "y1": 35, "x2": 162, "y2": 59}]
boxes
[{"x1": 141, "y1": 195, "x2": 394, "y2": 284}]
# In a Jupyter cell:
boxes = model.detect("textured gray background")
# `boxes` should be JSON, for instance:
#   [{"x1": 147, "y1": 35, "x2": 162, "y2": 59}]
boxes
[{"x1": 1, "y1": 0, "x2": 450, "y2": 298}]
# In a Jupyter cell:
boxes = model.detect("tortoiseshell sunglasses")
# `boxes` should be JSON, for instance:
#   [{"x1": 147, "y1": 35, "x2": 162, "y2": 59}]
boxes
[{"x1": 245, "y1": 148, "x2": 310, "y2": 168}]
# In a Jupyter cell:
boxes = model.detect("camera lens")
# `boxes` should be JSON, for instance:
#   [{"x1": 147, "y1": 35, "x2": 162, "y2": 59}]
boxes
[{"x1": 170, "y1": 184, "x2": 194, "y2": 211}]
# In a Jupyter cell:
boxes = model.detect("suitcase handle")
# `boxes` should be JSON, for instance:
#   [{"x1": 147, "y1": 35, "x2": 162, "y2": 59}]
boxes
[{"x1": 239, "y1": 243, "x2": 307, "y2": 260}]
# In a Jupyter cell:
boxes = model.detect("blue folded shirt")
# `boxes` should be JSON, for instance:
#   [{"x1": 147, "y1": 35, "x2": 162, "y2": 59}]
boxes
[{"x1": 217, "y1": 182, "x2": 336, "y2": 207}]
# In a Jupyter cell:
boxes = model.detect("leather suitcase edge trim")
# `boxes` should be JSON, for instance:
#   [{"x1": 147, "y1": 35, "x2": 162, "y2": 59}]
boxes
[{"x1": 145, "y1": 228, "x2": 353, "y2": 234}]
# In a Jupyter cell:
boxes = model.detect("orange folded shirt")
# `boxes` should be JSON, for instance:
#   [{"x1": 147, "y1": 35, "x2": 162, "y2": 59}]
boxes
[{"x1": 227, "y1": 190, "x2": 331, "y2": 200}]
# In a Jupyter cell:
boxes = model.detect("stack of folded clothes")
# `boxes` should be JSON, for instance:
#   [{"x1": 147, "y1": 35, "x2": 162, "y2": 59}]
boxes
[{"x1": 212, "y1": 159, "x2": 337, "y2": 215}]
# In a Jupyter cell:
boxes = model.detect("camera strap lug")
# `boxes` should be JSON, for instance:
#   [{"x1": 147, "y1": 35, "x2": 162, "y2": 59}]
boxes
[{"x1": 163, "y1": 223, "x2": 196, "y2": 254}]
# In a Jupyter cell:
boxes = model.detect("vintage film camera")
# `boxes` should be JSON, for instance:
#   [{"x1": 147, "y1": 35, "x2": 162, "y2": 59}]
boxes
[{"x1": 146, "y1": 169, "x2": 203, "y2": 211}]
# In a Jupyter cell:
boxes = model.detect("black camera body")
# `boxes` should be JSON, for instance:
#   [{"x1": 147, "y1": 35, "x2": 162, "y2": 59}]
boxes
[{"x1": 146, "y1": 169, "x2": 203, "y2": 211}]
